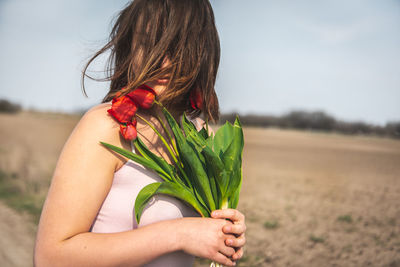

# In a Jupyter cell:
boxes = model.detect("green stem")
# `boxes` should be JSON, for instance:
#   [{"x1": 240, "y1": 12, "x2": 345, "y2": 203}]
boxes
[
  {"x1": 206, "y1": 117, "x2": 209, "y2": 136},
  {"x1": 136, "y1": 114, "x2": 179, "y2": 164},
  {"x1": 156, "y1": 114, "x2": 180, "y2": 159},
  {"x1": 152, "y1": 100, "x2": 193, "y2": 187},
  {"x1": 153, "y1": 100, "x2": 179, "y2": 156},
  {"x1": 136, "y1": 113, "x2": 192, "y2": 189},
  {"x1": 221, "y1": 198, "x2": 229, "y2": 210}
]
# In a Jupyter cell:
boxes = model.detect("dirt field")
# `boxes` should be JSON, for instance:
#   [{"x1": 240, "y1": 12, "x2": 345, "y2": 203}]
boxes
[{"x1": 0, "y1": 111, "x2": 399, "y2": 267}]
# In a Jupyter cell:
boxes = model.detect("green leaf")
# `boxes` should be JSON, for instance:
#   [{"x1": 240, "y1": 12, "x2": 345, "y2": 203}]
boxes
[
  {"x1": 201, "y1": 146, "x2": 229, "y2": 198},
  {"x1": 182, "y1": 113, "x2": 206, "y2": 153},
  {"x1": 135, "y1": 182, "x2": 209, "y2": 223},
  {"x1": 229, "y1": 178, "x2": 242, "y2": 209},
  {"x1": 234, "y1": 116, "x2": 244, "y2": 147},
  {"x1": 134, "y1": 182, "x2": 162, "y2": 224},
  {"x1": 179, "y1": 142, "x2": 215, "y2": 211},
  {"x1": 156, "y1": 182, "x2": 209, "y2": 217},
  {"x1": 221, "y1": 116, "x2": 244, "y2": 198},
  {"x1": 134, "y1": 138, "x2": 175, "y2": 182},
  {"x1": 191, "y1": 182, "x2": 211, "y2": 214},
  {"x1": 161, "y1": 107, "x2": 187, "y2": 145},
  {"x1": 198, "y1": 127, "x2": 209, "y2": 139},
  {"x1": 162, "y1": 108, "x2": 215, "y2": 211},
  {"x1": 204, "y1": 161, "x2": 220, "y2": 209},
  {"x1": 205, "y1": 132, "x2": 214, "y2": 150},
  {"x1": 100, "y1": 142, "x2": 172, "y2": 181},
  {"x1": 213, "y1": 121, "x2": 235, "y2": 157}
]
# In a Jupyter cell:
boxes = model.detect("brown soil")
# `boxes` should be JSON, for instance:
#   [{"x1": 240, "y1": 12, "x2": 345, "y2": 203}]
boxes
[
  {"x1": 0, "y1": 202, "x2": 35, "y2": 267},
  {"x1": 1, "y1": 112, "x2": 399, "y2": 267}
]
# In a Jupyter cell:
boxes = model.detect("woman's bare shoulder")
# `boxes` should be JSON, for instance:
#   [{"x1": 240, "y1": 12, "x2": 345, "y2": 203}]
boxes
[
  {"x1": 79, "y1": 102, "x2": 114, "y2": 130},
  {"x1": 76, "y1": 102, "x2": 122, "y2": 142},
  {"x1": 66, "y1": 102, "x2": 131, "y2": 168}
]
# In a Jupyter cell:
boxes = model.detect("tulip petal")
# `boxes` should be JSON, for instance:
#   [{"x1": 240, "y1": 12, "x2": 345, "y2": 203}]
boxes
[
  {"x1": 112, "y1": 91, "x2": 123, "y2": 104},
  {"x1": 127, "y1": 84, "x2": 156, "y2": 109},
  {"x1": 107, "y1": 96, "x2": 138, "y2": 123},
  {"x1": 120, "y1": 122, "x2": 137, "y2": 140},
  {"x1": 131, "y1": 116, "x2": 137, "y2": 127},
  {"x1": 190, "y1": 88, "x2": 203, "y2": 110}
]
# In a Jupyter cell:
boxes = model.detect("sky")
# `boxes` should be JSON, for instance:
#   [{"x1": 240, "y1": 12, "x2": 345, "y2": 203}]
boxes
[{"x1": 0, "y1": 0, "x2": 399, "y2": 126}]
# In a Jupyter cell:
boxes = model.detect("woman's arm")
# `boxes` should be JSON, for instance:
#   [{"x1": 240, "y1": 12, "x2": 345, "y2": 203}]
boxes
[
  {"x1": 34, "y1": 104, "x2": 237, "y2": 267},
  {"x1": 37, "y1": 217, "x2": 236, "y2": 267}
]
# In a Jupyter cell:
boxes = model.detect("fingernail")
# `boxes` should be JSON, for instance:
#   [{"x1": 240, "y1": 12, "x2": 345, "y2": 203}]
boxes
[
  {"x1": 227, "y1": 239, "x2": 233, "y2": 245},
  {"x1": 225, "y1": 226, "x2": 232, "y2": 232},
  {"x1": 212, "y1": 211, "x2": 219, "y2": 217}
]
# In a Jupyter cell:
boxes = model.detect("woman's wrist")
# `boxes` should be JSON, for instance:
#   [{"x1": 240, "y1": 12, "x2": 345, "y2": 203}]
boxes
[
  {"x1": 144, "y1": 217, "x2": 189, "y2": 253},
  {"x1": 171, "y1": 217, "x2": 189, "y2": 252}
]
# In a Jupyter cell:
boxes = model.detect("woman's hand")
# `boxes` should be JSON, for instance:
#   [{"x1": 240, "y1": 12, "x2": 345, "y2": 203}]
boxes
[
  {"x1": 211, "y1": 209, "x2": 246, "y2": 262},
  {"x1": 177, "y1": 217, "x2": 237, "y2": 266}
]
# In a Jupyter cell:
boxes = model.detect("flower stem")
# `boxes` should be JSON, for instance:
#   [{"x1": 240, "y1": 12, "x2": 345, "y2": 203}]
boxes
[
  {"x1": 221, "y1": 198, "x2": 229, "y2": 209},
  {"x1": 136, "y1": 114, "x2": 179, "y2": 165},
  {"x1": 136, "y1": 113, "x2": 192, "y2": 189},
  {"x1": 153, "y1": 100, "x2": 179, "y2": 155},
  {"x1": 156, "y1": 114, "x2": 180, "y2": 159},
  {"x1": 206, "y1": 117, "x2": 209, "y2": 135}
]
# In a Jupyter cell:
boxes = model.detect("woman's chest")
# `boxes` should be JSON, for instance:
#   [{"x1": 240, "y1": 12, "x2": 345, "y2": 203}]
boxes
[{"x1": 90, "y1": 160, "x2": 198, "y2": 233}]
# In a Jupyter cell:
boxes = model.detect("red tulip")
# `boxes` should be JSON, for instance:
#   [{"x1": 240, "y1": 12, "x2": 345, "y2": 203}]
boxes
[
  {"x1": 112, "y1": 91, "x2": 123, "y2": 103},
  {"x1": 190, "y1": 88, "x2": 203, "y2": 110},
  {"x1": 108, "y1": 84, "x2": 156, "y2": 140},
  {"x1": 120, "y1": 120, "x2": 137, "y2": 140},
  {"x1": 107, "y1": 96, "x2": 138, "y2": 123},
  {"x1": 127, "y1": 84, "x2": 156, "y2": 109}
]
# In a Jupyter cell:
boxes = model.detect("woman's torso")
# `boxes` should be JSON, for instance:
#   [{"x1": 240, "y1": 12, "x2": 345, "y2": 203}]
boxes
[{"x1": 90, "y1": 117, "x2": 203, "y2": 267}]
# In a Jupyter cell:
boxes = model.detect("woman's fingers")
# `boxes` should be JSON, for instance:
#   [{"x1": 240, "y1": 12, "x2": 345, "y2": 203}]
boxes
[
  {"x1": 232, "y1": 247, "x2": 244, "y2": 261},
  {"x1": 225, "y1": 233, "x2": 246, "y2": 248},
  {"x1": 211, "y1": 209, "x2": 245, "y2": 222},
  {"x1": 212, "y1": 209, "x2": 246, "y2": 236},
  {"x1": 223, "y1": 223, "x2": 246, "y2": 235},
  {"x1": 209, "y1": 209, "x2": 246, "y2": 264},
  {"x1": 213, "y1": 252, "x2": 236, "y2": 266},
  {"x1": 219, "y1": 243, "x2": 236, "y2": 257}
]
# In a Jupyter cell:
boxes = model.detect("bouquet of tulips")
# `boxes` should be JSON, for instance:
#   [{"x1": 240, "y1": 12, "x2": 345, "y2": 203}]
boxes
[{"x1": 101, "y1": 86, "x2": 244, "y2": 267}]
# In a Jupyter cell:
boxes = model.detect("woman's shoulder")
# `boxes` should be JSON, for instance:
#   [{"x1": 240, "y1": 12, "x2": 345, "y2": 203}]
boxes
[
  {"x1": 70, "y1": 102, "x2": 132, "y2": 167},
  {"x1": 80, "y1": 102, "x2": 113, "y2": 125},
  {"x1": 75, "y1": 102, "x2": 118, "y2": 141}
]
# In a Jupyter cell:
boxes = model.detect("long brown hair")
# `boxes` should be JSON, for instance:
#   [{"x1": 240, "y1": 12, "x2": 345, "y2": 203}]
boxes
[{"x1": 82, "y1": 0, "x2": 220, "y2": 122}]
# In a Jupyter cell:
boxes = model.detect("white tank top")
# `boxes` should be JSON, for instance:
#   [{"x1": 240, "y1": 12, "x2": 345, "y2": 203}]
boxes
[{"x1": 90, "y1": 118, "x2": 202, "y2": 267}]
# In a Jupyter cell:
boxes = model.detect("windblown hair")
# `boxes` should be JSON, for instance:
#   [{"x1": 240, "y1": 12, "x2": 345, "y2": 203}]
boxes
[{"x1": 82, "y1": 0, "x2": 221, "y2": 122}]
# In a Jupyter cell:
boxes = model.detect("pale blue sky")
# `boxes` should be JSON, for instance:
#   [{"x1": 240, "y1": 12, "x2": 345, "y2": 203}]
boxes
[{"x1": 0, "y1": 0, "x2": 399, "y2": 126}]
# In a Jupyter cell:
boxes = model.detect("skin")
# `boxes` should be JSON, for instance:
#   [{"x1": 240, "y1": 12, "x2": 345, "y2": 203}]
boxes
[{"x1": 34, "y1": 81, "x2": 246, "y2": 266}]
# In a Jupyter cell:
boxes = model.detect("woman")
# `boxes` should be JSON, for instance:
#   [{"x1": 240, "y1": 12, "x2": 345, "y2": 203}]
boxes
[{"x1": 34, "y1": 0, "x2": 246, "y2": 266}]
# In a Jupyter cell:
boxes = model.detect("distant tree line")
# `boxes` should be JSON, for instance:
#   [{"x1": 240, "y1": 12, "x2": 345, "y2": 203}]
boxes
[
  {"x1": 0, "y1": 99, "x2": 21, "y2": 113},
  {"x1": 1, "y1": 98, "x2": 398, "y2": 139},
  {"x1": 219, "y1": 110, "x2": 400, "y2": 139}
]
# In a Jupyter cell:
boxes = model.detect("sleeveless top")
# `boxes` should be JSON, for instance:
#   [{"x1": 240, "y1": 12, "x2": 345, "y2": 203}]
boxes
[{"x1": 90, "y1": 117, "x2": 203, "y2": 267}]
